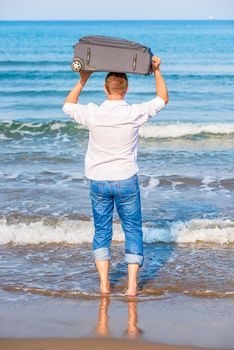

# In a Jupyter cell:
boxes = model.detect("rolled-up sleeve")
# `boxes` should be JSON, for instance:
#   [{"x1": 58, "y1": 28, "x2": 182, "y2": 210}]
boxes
[
  {"x1": 131, "y1": 96, "x2": 165, "y2": 126},
  {"x1": 62, "y1": 102, "x2": 91, "y2": 126}
]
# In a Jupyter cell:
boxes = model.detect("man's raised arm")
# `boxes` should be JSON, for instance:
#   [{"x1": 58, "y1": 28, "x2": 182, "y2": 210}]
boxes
[
  {"x1": 63, "y1": 71, "x2": 91, "y2": 105},
  {"x1": 152, "y1": 56, "x2": 169, "y2": 105}
]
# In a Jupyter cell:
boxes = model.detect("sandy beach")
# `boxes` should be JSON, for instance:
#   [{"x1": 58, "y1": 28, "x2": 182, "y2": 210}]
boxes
[
  {"x1": 0, "y1": 337, "x2": 228, "y2": 350},
  {"x1": 0, "y1": 293, "x2": 233, "y2": 350}
]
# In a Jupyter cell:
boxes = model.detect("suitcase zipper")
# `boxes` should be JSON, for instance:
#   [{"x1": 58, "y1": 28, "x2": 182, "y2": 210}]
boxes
[
  {"x1": 78, "y1": 41, "x2": 148, "y2": 52},
  {"x1": 79, "y1": 36, "x2": 147, "y2": 51}
]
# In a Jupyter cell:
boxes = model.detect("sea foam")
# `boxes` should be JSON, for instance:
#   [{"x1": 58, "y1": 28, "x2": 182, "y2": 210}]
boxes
[
  {"x1": 139, "y1": 123, "x2": 234, "y2": 138},
  {"x1": 1, "y1": 121, "x2": 234, "y2": 139},
  {"x1": 0, "y1": 218, "x2": 233, "y2": 246}
]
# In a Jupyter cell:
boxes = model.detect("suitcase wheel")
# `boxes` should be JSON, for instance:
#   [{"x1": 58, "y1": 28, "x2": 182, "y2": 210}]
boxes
[{"x1": 71, "y1": 59, "x2": 84, "y2": 72}]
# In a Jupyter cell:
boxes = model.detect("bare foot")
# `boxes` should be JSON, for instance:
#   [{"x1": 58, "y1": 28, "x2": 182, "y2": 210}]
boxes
[
  {"x1": 100, "y1": 281, "x2": 110, "y2": 294},
  {"x1": 125, "y1": 285, "x2": 138, "y2": 297}
]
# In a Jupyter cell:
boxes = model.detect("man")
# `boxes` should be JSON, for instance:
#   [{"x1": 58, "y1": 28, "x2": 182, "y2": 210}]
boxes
[{"x1": 63, "y1": 56, "x2": 168, "y2": 296}]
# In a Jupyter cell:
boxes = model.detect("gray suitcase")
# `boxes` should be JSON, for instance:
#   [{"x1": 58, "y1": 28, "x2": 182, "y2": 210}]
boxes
[{"x1": 71, "y1": 36, "x2": 153, "y2": 75}]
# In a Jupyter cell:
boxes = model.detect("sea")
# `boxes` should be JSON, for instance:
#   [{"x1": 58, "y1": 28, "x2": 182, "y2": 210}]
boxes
[{"x1": 0, "y1": 20, "x2": 233, "y2": 301}]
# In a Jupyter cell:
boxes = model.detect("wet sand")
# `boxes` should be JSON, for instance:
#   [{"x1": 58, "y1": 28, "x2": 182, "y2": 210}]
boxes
[
  {"x1": 0, "y1": 337, "x2": 226, "y2": 350},
  {"x1": 0, "y1": 293, "x2": 233, "y2": 349}
]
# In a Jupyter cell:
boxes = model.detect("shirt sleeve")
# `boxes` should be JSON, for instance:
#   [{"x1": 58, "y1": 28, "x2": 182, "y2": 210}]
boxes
[
  {"x1": 62, "y1": 102, "x2": 91, "y2": 126},
  {"x1": 131, "y1": 96, "x2": 165, "y2": 126}
]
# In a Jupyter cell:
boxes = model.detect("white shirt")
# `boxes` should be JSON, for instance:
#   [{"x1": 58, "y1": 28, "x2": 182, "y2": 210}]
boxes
[{"x1": 63, "y1": 97, "x2": 165, "y2": 180}]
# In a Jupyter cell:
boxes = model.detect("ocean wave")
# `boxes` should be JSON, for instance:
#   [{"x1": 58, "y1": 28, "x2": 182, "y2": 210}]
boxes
[
  {"x1": 0, "y1": 71, "x2": 69, "y2": 79},
  {"x1": 1, "y1": 170, "x2": 233, "y2": 191},
  {"x1": 0, "y1": 89, "x2": 102, "y2": 97},
  {"x1": 0, "y1": 120, "x2": 86, "y2": 139},
  {"x1": 1, "y1": 120, "x2": 234, "y2": 140},
  {"x1": 139, "y1": 123, "x2": 234, "y2": 138},
  {"x1": 141, "y1": 175, "x2": 234, "y2": 190},
  {"x1": 0, "y1": 60, "x2": 68, "y2": 66},
  {"x1": 145, "y1": 219, "x2": 234, "y2": 244},
  {"x1": 1, "y1": 286, "x2": 98, "y2": 300},
  {"x1": 0, "y1": 218, "x2": 233, "y2": 246},
  {"x1": 2, "y1": 285, "x2": 233, "y2": 299}
]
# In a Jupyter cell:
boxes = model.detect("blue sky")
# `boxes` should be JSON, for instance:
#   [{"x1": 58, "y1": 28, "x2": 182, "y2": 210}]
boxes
[{"x1": 1, "y1": 0, "x2": 234, "y2": 20}]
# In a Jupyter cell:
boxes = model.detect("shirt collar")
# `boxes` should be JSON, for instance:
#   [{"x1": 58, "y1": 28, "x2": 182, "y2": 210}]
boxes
[{"x1": 101, "y1": 100, "x2": 129, "y2": 106}]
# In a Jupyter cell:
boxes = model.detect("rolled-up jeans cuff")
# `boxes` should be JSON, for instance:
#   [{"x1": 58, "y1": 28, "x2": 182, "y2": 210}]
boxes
[
  {"x1": 93, "y1": 247, "x2": 110, "y2": 261},
  {"x1": 125, "y1": 253, "x2": 144, "y2": 267}
]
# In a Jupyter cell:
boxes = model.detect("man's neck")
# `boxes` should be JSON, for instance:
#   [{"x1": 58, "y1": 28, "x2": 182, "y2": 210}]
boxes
[{"x1": 107, "y1": 94, "x2": 125, "y2": 101}]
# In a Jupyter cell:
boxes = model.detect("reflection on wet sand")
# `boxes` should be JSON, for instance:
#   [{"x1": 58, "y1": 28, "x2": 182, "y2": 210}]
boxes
[
  {"x1": 95, "y1": 296, "x2": 110, "y2": 337},
  {"x1": 95, "y1": 296, "x2": 143, "y2": 339},
  {"x1": 126, "y1": 300, "x2": 143, "y2": 338}
]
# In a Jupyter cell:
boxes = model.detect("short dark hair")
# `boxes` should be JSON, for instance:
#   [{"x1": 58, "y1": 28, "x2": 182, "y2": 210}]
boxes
[{"x1": 105, "y1": 72, "x2": 128, "y2": 96}]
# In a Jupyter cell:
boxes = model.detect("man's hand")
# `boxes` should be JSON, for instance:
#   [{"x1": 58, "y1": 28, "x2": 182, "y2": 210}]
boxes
[
  {"x1": 79, "y1": 70, "x2": 92, "y2": 85},
  {"x1": 152, "y1": 56, "x2": 161, "y2": 72}
]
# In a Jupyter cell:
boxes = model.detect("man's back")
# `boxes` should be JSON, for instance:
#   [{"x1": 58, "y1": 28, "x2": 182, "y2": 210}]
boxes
[{"x1": 63, "y1": 96, "x2": 165, "y2": 180}]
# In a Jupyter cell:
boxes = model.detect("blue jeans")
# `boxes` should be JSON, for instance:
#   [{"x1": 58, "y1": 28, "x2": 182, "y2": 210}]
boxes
[{"x1": 90, "y1": 174, "x2": 144, "y2": 267}]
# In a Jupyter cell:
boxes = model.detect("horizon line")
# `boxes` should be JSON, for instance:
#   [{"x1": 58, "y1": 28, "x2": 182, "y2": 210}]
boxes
[{"x1": 0, "y1": 18, "x2": 233, "y2": 22}]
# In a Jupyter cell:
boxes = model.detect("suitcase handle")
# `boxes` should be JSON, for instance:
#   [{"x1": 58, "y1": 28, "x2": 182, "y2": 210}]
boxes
[
  {"x1": 132, "y1": 54, "x2": 137, "y2": 71},
  {"x1": 86, "y1": 48, "x2": 91, "y2": 65}
]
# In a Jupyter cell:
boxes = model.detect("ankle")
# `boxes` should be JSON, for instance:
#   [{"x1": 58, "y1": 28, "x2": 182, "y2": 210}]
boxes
[
  {"x1": 100, "y1": 280, "x2": 110, "y2": 294},
  {"x1": 100, "y1": 280, "x2": 110, "y2": 287},
  {"x1": 127, "y1": 283, "x2": 137, "y2": 293},
  {"x1": 125, "y1": 286, "x2": 138, "y2": 297}
]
